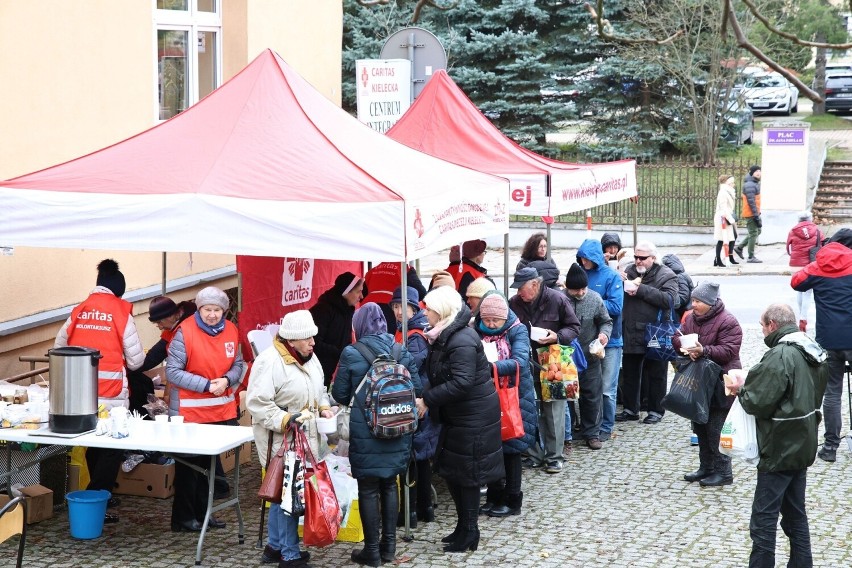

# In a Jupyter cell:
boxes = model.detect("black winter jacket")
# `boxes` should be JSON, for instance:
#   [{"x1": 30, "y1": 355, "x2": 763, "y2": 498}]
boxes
[
  {"x1": 331, "y1": 333, "x2": 422, "y2": 480},
  {"x1": 662, "y1": 254, "x2": 694, "y2": 319},
  {"x1": 622, "y1": 262, "x2": 679, "y2": 355},
  {"x1": 310, "y1": 289, "x2": 355, "y2": 386},
  {"x1": 509, "y1": 285, "x2": 580, "y2": 351},
  {"x1": 423, "y1": 306, "x2": 504, "y2": 487}
]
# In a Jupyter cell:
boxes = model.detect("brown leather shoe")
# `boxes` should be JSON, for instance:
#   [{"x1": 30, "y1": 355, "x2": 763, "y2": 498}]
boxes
[{"x1": 586, "y1": 438, "x2": 603, "y2": 450}]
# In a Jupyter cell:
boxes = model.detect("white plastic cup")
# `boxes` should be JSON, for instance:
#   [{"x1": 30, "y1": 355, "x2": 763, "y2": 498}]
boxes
[
  {"x1": 624, "y1": 280, "x2": 638, "y2": 292},
  {"x1": 680, "y1": 333, "x2": 699, "y2": 349},
  {"x1": 154, "y1": 414, "x2": 169, "y2": 435},
  {"x1": 170, "y1": 415, "x2": 184, "y2": 424}
]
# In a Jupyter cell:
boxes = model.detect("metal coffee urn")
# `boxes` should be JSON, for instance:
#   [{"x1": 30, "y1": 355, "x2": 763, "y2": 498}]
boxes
[{"x1": 48, "y1": 346, "x2": 101, "y2": 433}]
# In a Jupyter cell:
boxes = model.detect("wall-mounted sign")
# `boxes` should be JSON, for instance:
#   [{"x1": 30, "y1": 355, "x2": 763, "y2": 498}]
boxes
[{"x1": 766, "y1": 128, "x2": 805, "y2": 146}]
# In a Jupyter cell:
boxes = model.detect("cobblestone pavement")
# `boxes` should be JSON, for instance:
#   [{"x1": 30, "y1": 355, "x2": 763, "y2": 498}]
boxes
[
  {"x1": 3, "y1": 242, "x2": 848, "y2": 567},
  {"x1": 4, "y1": 325, "x2": 852, "y2": 568}
]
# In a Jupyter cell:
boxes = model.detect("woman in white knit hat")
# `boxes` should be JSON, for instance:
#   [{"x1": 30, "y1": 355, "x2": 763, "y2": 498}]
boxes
[
  {"x1": 246, "y1": 310, "x2": 333, "y2": 568},
  {"x1": 166, "y1": 286, "x2": 245, "y2": 533}
]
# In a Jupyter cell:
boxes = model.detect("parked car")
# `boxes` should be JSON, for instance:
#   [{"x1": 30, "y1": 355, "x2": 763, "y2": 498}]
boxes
[
  {"x1": 740, "y1": 73, "x2": 799, "y2": 115},
  {"x1": 825, "y1": 74, "x2": 852, "y2": 113},
  {"x1": 721, "y1": 95, "x2": 754, "y2": 146}
]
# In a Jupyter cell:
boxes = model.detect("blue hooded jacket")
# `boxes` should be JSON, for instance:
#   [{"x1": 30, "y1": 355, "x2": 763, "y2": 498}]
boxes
[{"x1": 576, "y1": 239, "x2": 623, "y2": 347}]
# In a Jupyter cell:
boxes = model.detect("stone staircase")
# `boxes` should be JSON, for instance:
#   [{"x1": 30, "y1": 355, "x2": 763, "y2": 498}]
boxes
[{"x1": 813, "y1": 161, "x2": 852, "y2": 226}]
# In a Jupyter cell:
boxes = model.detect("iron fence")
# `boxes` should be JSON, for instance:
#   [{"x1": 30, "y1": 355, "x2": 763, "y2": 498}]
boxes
[{"x1": 512, "y1": 155, "x2": 752, "y2": 227}]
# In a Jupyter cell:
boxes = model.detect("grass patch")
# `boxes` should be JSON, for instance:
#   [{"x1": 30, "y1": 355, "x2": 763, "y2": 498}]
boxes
[
  {"x1": 754, "y1": 113, "x2": 852, "y2": 131},
  {"x1": 717, "y1": 143, "x2": 761, "y2": 161}
]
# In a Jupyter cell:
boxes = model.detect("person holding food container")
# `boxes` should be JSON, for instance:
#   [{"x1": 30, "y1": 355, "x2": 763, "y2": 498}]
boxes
[
  {"x1": 247, "y1": 310, "x2": 332, "y2": 567},
  {"x1": 564, "y1": 263, "x2": 612, "y2": 450},
  {"x1": 672, "y1": 281, "x2": 743, "y2": 487}
]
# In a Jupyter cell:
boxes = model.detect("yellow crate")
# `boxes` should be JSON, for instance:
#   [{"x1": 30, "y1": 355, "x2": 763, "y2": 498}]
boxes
[{"x1": 297, "y1": 498, "x2": 363, "y2": 543}]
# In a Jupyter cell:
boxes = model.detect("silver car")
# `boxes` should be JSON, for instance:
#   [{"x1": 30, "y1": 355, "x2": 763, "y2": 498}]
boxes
[{"x1": 741, "y1": 73, "x2": 799, "y2": 115}]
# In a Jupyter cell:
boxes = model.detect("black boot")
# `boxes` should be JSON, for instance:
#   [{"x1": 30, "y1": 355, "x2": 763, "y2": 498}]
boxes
[
  {"x1": 480, "y1": 483, "x2": 500, "y2": 515},
  {"x1": 379, "y1": 478, "x2": 398, "y2": 564},
  {"x1": 441, "y1": 483, "x2": 463, "y2": 544},
  {"x1": 683, "y1": 469, "x2": 712, "y2": 482},
  {"x1": 727, "y1": 241, "x2": 738, "y2": 264},
  {"x1": 488, "y1": 491, "x2": 522, "y2": 517},
  {"x1": 352, "y1": 479, "x2": 382, "y2": 567},
  {"x1": 714, "y1": 242, "x2": 725, "y2": 267},
  {"x1": 415, "y1": 459, "x2": 434, "y2": 522},
  {"x1": 444, "y1": 486, "x2": 480, "y2": 553}
]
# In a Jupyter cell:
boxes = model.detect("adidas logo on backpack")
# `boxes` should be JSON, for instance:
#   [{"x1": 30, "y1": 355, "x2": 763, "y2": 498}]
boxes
[{"x1": 353, "y1": 342, "x2": 418, "y2": 439}]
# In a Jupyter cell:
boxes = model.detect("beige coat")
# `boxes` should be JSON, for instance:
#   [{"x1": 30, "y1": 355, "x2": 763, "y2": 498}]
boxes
[
  {"x1": 713, "y1": 183, "x2": 737, "y2": 242},
  {"x1": 246, "y1": 344, "x2": 330, "y2": 466}
]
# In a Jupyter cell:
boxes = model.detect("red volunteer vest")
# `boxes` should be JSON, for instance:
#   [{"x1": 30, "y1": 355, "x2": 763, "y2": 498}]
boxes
[
  {"x1": 177, "y1": 319, "x2": 239, "y2": 423},
  {"x1": 394, "y1": 328, "x2": 426, "y2": 344},
  {"x1": 446, "y1": 262, "x2": 486, "y2": 290},
  {"x1": 67, "y1": 293, "x2": 132, "y2": 399},
  {"x1": 362, "y1": 262, "x2": 402, "y2": 305}
]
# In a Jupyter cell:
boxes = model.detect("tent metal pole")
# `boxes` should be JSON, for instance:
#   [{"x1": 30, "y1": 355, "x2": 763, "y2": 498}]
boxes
[
  {"x1": 161, "y1": 252, "x2": 167, "y2": 296},
  {"x1": 399, "y1": 260, "x2": 412, "y2": 542},
  {"x1": 503, "y1": 233, "x2": 510, "y2": 297}
]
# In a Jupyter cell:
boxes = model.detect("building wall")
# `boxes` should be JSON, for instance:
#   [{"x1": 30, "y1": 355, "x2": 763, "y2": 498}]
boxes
[{"x1": 0, "y1": 0, "x2": 343, "y2": 379}]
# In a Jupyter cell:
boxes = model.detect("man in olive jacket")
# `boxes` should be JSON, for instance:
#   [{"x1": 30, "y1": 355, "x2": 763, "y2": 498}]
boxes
[
  {"x1": 730, "y1": 304, "x2": 828, "y2": 568},
  {"x1": 616, "y1": 241, "x2": 679, "y2": 424},
  {"x1": 509, "y1": 267, "x2": 580, "y2": 474}
]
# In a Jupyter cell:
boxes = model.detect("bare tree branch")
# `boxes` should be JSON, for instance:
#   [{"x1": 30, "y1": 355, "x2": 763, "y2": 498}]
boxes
[
  {"x1": 354, "y1": 0, "x2": 457, "y2": 23},
  {"x1": 740, "y1": 0, "x2": 852, "y2": 49},
  {"x1": 724, "y1": 0, "x2": 821, "y2": 102},
  {"x1": 584, "y1": 1, "x2": 683, "y2": 45}
]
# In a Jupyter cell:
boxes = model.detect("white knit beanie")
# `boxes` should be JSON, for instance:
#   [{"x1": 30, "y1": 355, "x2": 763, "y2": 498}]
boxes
[
  {"x1": 278, "y1": 310, "x2": 319, "y2": 340},
  {"x1": 195, "y1": 286, "x2": 229, "y2": 310},
  {"x1": 465, "y1": 277, "x2": 496, "y2": 299},
  {"x1": 424, "y1": 286, "x2": 463, "y2": 325}
]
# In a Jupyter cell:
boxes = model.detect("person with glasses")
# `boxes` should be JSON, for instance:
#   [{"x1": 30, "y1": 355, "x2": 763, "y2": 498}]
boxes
[
  {"x1": 728, "y1": 304, "x2": 828, "y2": 568},
  {"x1": 615, "y1": 241, "x2": 679, "y2": 424}
]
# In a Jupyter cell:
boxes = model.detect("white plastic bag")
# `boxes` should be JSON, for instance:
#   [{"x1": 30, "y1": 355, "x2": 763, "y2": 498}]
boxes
[{"x1": 719, "y1": 398, "x2": 759, "y2": 464}]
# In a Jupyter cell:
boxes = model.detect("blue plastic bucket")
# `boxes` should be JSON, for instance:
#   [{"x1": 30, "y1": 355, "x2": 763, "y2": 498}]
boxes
[{"x1": 66, "y1": 489, "x2": 110, "y2": 539}]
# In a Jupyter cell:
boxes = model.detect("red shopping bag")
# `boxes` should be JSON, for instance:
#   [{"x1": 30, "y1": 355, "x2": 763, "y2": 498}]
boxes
[
  {"x1": 295, "y1": 428, "x2": 341, "y2": 547},
  {"x1": 493, "y1": 363, "x2": 524, "y2": 441}
]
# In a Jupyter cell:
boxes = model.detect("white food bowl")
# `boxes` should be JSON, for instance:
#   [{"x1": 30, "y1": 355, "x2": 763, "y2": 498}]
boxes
[{"x1": 316, "y1": 416, "x2": 337, "y2": 434}]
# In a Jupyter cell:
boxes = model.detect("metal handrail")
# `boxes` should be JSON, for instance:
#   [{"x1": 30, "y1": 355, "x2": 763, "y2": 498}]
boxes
[
  {"x1": 3, "y1": 367, "x2": 49, "y2": 385},
  {"x1": 18, "y1": 356, "x2": 48, "y2": 372}
]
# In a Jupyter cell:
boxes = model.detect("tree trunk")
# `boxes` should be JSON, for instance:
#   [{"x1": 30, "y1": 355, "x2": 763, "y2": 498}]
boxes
[{"x1": 813, "y1": 41, "x2": 827, "y2": 116}]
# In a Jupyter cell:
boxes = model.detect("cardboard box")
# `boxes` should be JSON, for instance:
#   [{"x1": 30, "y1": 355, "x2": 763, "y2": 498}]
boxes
[
  {"x1": 113, "y1": 463, "x2": 175, "y2": 498},
  {"x1": 67, "y1": 464, "x2": 82, "y2": 492},
  {"x1": 220, "y1": 441, "x2": 252, "y2": 473},
  {"x1": 0, "y1": 484, "x2": 54, "y2": 524}
]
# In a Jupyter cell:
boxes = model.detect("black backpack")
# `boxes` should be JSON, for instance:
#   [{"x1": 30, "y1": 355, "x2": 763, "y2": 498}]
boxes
[{"x1": 352, "y1": 342, "x2": 418, "y2": 439}]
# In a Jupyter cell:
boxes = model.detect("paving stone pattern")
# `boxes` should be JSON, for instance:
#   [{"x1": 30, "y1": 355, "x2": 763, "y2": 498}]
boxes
[{"x1": 6, "y1": 324, "x2": 852, "y2": 567}]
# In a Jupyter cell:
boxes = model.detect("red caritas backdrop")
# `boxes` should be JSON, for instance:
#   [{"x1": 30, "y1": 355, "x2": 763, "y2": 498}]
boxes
[{"x1": 236, "y1": 256, "x2": 363, "y2": 361}]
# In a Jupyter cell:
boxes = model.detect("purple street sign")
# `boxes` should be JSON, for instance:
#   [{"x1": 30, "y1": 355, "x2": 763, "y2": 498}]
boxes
[{"x1": 766, "y1": 129, "x2": 805, "y2": 145}]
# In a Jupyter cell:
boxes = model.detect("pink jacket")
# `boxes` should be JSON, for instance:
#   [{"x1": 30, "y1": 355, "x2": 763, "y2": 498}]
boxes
[{"x1": 787, "y1": 221, "x2": 820, "y2": 267}]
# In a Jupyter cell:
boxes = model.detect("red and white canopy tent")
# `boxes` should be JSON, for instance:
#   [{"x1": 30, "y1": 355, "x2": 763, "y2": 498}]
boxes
[
  {"x1": 0, "y1": 49, "x2": 510, "y2": 348},
  {"x1": 387, "y1": 69, "x2": 637, "y2": 289},
  {"x1": 387, "y1": 69, "x2": 637, "y2": 217}
]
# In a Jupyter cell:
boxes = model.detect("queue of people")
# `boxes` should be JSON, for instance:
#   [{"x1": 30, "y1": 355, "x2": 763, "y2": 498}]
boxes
[{"x1": 58, "y1": 224, "x2": 845, "y2": 568}]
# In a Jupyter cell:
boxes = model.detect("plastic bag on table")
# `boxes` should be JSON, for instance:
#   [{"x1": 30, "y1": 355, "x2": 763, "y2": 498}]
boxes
[{"x1": 142, "y1": 394, "x2": 168, "y2": 418}]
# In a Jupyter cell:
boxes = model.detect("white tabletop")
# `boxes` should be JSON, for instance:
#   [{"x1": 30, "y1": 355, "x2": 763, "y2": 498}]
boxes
[{"x1": 0, "y1": 421, "x2": 254, "y2": 455}]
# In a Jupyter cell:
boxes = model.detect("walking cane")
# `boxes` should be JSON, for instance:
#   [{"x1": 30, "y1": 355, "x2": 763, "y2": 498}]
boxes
[{"x1": 257, "y1": 430, "x2": 273, "y2": 548}]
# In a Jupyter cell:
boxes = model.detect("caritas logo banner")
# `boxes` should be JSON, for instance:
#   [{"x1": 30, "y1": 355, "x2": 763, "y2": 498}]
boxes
[
  {"x1": 236, "y1": 256, "x2": 363, "y2": 360},
  {"x1": 356, "y1": 59, "x2": 411, "y2": 134}
]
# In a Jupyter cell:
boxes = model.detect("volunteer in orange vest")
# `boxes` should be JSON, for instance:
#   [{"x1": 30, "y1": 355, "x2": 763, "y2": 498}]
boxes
[
  {"x1": 54, "y1": 258, "x2": 145, "y2": 524},
  {"x1": 444, "y1": 239, "x2": 492, "y2": 300},
  {"x1": 166, "y1": 286, "x2": 245, "y2": 532}
]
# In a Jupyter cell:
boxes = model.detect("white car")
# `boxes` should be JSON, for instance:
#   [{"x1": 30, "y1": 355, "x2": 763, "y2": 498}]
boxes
[{"x1": 740, "y1": 73, "x2": 799, "y2": 115}]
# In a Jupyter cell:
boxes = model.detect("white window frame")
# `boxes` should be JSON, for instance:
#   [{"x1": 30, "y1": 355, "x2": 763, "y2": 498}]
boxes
[{"x1": 153, "y1": 0, "x2": 222, "y2": 121}]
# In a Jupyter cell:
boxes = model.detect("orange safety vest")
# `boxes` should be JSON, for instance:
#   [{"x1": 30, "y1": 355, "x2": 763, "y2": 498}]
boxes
[
  {"x1": 741, "y1": 193, "x2": 761, "y2": 218},
  {"x1": 362, "y1": 262, "x2": 402, "y2": 305},
  {"x1": 446, "y1": 262, "x2": 486, "y2": 290},
  {"x1": 393, "y1": 328, "x2": 426, "y2": 344},
  {"x1": 176, "y1": 319, "x2": 239, "y2": 423},
  {"x1": 67, "y1": 293, "x2": 132, "y2": 399}
]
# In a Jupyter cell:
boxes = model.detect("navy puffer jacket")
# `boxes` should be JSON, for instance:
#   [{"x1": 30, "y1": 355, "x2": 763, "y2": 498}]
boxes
[
  {"x1": 474, "y1": 305, "x2": 536, "y2": 454},
  {"x1": 397, "y1": 310, "x2": 439, "y2": 460},
  {"x1": 423, "y1": 306, "x2": 504, "y2": 487},
  {"x1": 332, "y1": 333, "x2": 422, "y2": 480}
]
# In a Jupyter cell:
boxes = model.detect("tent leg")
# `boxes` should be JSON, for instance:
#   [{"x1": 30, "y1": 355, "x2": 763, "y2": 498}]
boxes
[
  {"x1": 503, "y1": 233, "x2": 510, "y2": 297},
  {"x1": 161, "y1": 252, "x2": 167, "y2": 296}
]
